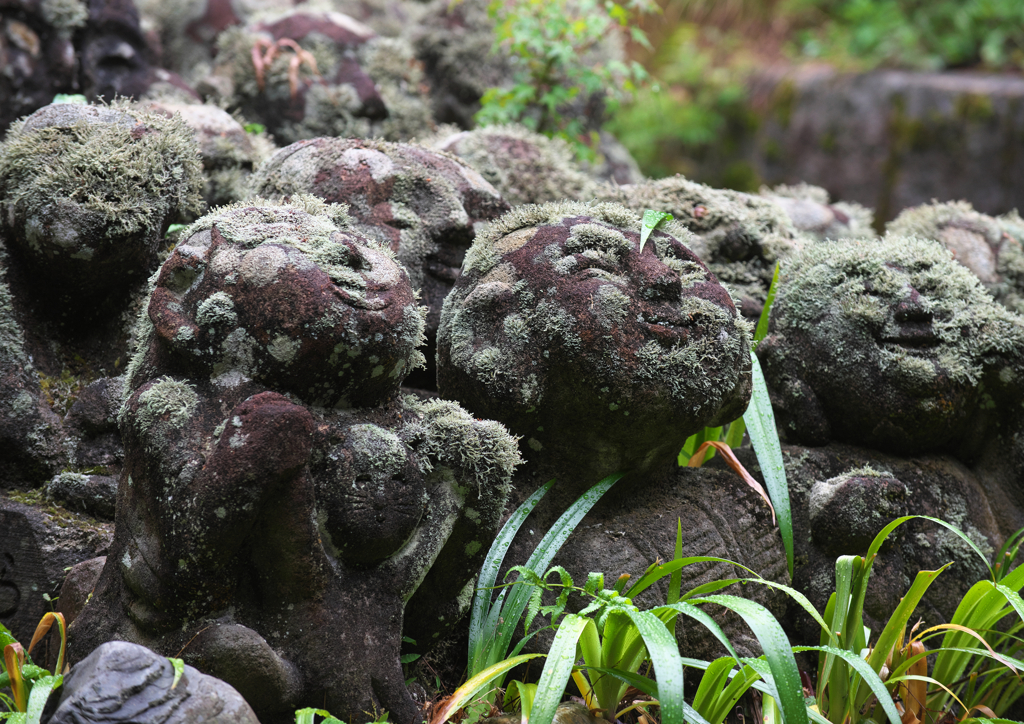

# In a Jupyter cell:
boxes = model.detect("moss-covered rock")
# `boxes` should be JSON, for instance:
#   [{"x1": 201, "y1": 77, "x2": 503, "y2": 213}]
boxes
[
  {"x1": 886, "y1": 200, "x2": 1024, "y2": 315},
  {"x1": 0, "y1": 101, "x2": 203, "y2": 300},
  {"x1": 67, "y1": 194, "x2": 520, "y2": 722},
  {"x1": 758, "y1": 236, "x2": 1024, "y2": 455},
  {"x1": 428, "y1": 124, "x2": 599, "y2": 206},
  {"x1": 596, "y1": 175, "x2": 806, "y2": 319},
  {"x1": 249, "y1": 136, "x2": 510, "y2": 387},
  {"x1": 209, "y1": 9, "x2": 435, "y2": 144},
  {"x1": 438, "y1": 200, "x2": 752, "y2": 479},
  {"x1": 762, "y1": 182, "x2": 876, "y2": 242},
  {"x1": 142, "y1": 100, "x2": 277, "y2": 209},
  {"x1": 130, "y1": 195, "x2": 426, "y2": 408}
]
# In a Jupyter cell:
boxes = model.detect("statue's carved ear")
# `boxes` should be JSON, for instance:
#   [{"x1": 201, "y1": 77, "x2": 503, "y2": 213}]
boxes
[
  {"x1": 757, "y1": 332, "x2": 831, "y2": 446},
  {"x1": 148, "y1": 230, "x2": 216, "y2": 348}
]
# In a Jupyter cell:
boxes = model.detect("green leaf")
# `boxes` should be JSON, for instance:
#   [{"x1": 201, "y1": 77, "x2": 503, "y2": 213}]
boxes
[
  {"x1": 689, "y1": 595, "x2": 807, "y2": 724},
  {"x1": 168, "y1": 658, "x2": 184, "y2": 689},
  {"x1": 51, "y1": 94, "x2": 87, "y2": 105},
  {"x1": 469, "y1": 479, "x2": 554, "y2": 674},
  {"x1": 399, "y1": 654, "x2": 420, "y2": 665},
  {"x1": 793, "y1": 646, "x2": 900, "y2": 724},
  {"x1": 640, "y1": 210, "x2": 673, "y2": 254},
  {"x1": 623, "y1": 609, "x2": 685, "y2": 724},
  {"x1": 243, "y1": 123, "x2": 266, "y2": 135},
  {"x1": 434, "y1": 654, "x2": 545, "y2": 724},
  {"x1": 24, "y1": 676, "x2": 60, "y2": 724},
  {"x1": 742, "y1": 351, "x2": 793, "y2": 578},
  {"x1": 521, "y1": 616, "x2": 590, "y2": 724},
  {"x1": 754, "y1": 263, "x2": 780, "y2": 344},
  {"x1": 295, "y1": 708, "x2": 345, "y2": 724}
]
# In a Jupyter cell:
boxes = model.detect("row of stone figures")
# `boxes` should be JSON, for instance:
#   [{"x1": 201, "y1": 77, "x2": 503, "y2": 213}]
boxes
[{"x1": 2, "y1": 98, "x2": 1024, "y2": 724}]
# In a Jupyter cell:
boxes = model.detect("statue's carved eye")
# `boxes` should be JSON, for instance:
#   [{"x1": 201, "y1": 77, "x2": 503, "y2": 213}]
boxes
[
  {"x1": 355, "y1": 473, "x2": 371, "y2": 485},
  {"x1": 393, "y1": 473, "x2": 406, "y2": 485}
]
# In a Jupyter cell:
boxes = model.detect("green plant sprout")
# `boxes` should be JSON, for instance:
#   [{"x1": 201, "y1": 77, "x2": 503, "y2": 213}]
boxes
[
  {"x1": 639, "y1": 210, "x2": 674, "y2": 253},
  {"x1": 475, "y1": 0, "x2": 655, "y2": 159},
  {"x1": 1, "y1": 613, "x2": 67, "y2": 724}
]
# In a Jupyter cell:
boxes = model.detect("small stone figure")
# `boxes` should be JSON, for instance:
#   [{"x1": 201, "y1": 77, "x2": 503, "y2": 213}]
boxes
[
  {"x1": 596, "y1": 175, "x2": 807, "y2": 319},
  {"x1": 757, "y1": 236, "x2": 1024, "y2": 640},
  {"x1": 436, "y1": 201, "x2": 788, "y2": 659},
  {"x1": 886, "y1": 199, "x2": 1024, "y2": 315},
  {"x1": 250, "y1": 136, "x2": 510, "y2": 387},
  {"x1": 0, "y1": 101, "x2": 203, "y2": 487},
  {"x1": 66, "y1": 197, "x2": 520, "y2": 724},
  {"x1": 761, "y1": 182, "x2": 876, "y2": 242},
  {"x1": 429, "y1": 124, "x2": 599, "y2": 207},
  {"x1": 207, "y1": 9, "x2": 434, "y2": 144}
]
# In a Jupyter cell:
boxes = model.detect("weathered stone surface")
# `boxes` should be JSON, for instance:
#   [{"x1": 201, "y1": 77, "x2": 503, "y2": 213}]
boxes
[
  {"x1": 0, "y1": 101, "x2": 203, "y2": 488},
  {"x1": 208, "y1": 9, "x2": 434, "y2": 144},
  {"x1": 750, "y1": 68, "x2": 1024, "y2": 223},
  {"x1": 761, "y1": 182, "x2": 876, "y2": 242},
  {"x1": 886, "y1": 200, "x2": 1024, "y2": 315},
  {"x1": 780, "y1": 442, "x2": 1010, "y2": 643},
  {"x1": 596, "y1": 176, "x2": 808, "y2": 319},
  {"x1": 758, "y1": 236, "x2": 1024, "y2": 456},
  {"x1": 49, "y1": 640, "x2": 259, "y2": 724},
  {"x1": 438, "y1": 201, "x2": 752, "y2": 482},
  {"x1": 250, "y1": 136, "x2": 510, "y2": 387},
  {"x1": 430, "y1": 124, "x2": 599, "y2": 207},
  {"x1": 67, "y1": 197, "x2": 520, "y2": 724},
  {"x1": 142, "y1": 100, "x2": 276, "y2": 208},
  {"x1": 0, "y1": 495, "x2": 111, "y2": 645}
]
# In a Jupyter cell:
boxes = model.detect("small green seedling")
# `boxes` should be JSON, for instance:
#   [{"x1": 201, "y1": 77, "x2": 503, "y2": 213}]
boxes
[
  {"x1": 51, "y1": 94, "x2": 87, "y2": 105},
  {"x1": 639, "y1": 210, "x2": 673, "y2": 254}
]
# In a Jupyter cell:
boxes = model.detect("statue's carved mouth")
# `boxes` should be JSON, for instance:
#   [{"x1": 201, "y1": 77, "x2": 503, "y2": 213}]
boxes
[
  {"x1": 643, "y1": 312, "x2": 691, "y2": 345},
  {"x1": 881, "y1": 323, "x2": 939, "y2": 349}
]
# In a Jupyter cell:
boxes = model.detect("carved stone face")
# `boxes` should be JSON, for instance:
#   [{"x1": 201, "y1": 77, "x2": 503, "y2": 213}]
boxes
[
  {"x1": 250, "y1": 137, "x2": 510, "y2": 341},
  {"x1": 438, "y1": 201, "x2": 751, "y2": 471},
  {"x1": 148, "y1": 198, "x2": 425, "y2": 407},
  {"x1": 313, "y1": 423, "x2": 427, "y2": 568},
  {"x1": 759, "y1": 237, "x2": 1024, "y2": 453}
]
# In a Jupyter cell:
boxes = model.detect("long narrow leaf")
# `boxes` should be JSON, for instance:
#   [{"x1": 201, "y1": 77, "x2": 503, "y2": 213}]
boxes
[
  {"x1": 742, "y1": 352, "x2": 793, "y2": 577},
  {"x1": 690, "y1": 595, "x2": 807, "y2": 724},
  {"x1": 793, "y1": 646, "x2": 900, "y2": 724},
  {"x1": 24, "y1": 675, "x2": 60, "y2": 724},
  {"x1": 528, "y1": 615, "x2": 591, "y2": 724},
  {"x1": 431, "y1": 654, "x2": 544, "y2": 724},
  {"x1": 469, "y1": 479, "x2": 555, "y2": 672},
  {"x1": 624, "y1": 609, "x2": 685, "y2": 724}
]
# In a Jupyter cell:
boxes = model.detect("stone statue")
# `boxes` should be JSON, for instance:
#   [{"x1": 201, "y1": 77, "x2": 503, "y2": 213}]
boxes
[{"x1": 66, "y1": 197, "x2": 520, "y2": 724}]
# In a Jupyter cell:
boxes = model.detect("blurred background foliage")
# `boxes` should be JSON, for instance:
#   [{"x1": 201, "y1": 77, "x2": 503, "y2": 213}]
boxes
[{"x1": 611, "y1": 0, "x2": 1024, "y2": 185}]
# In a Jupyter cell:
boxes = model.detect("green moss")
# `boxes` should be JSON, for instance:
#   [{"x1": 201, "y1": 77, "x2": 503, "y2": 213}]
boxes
[
  {"x1": 135, "y1": 377, "x2": 199, "y2": 432},
  {"x1": 954, "y1": 93, "x2": 995, "y2": 122},
  {"x1": 405, "y1": 396, "x2": 521, "y2": 527},
  {"x1": 349, "y1": 424, "x2": 409, "y2": 473},
  {"x1": 40, "y1": 0, "x2": 88, "y2": 31},
  {"x1": 0, "y1": 245, "x2": 27, "y2": 369},
  {"x1": 195, "y1": 291, "x2": 237, "y2": 328},
  {"x1": 773, "y1": 236, "x2": 1024, "y2": 386},
  {"x1": 0, "y1": 101, "x2": 204, "y2": 243}
]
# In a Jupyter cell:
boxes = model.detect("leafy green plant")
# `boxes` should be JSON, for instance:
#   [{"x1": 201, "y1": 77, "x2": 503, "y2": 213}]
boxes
[
  {"x1": 475, "y1": 0, "x2": 655, "y2": 158},
  {"x1": 1, "y1": 613, "x2": 66, "y2": 724}
]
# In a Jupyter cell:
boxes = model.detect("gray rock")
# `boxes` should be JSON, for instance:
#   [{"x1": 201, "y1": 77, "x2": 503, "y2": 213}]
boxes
[{"x1": 49, "y1": 641, "x2": 258, "y2": 724}]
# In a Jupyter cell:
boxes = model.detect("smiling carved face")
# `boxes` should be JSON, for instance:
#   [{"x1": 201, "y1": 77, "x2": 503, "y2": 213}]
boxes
[
  {"x1": 759, "y1": 236, "x2": 1024, "y2": 453},
  {"x1": 437, "y1": 201, "x2": 751, "y2": 472},
  {"x1": 147, "y1": 197, "x2": 426, "y2": 407}
]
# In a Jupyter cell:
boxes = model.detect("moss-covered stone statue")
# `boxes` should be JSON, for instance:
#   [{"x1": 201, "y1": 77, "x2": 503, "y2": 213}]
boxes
[
  {"x1": 435, "y1": 201, "x2": 789, "y2": 659},
  {"x1": 757, "y1": 236, "x2": 1024, "y2": 640},
  {"x1": 761, "y1": 183, "x2": 877, "y2": 242},
  {"x1": 207, "y1": 9, "x2": 434, "y2": 145},
  {"x1": 250, "y1": 136, "x2": 510, "y2": 387},
  {"x1": 886, "y1": 200, "x2": 1024, "y2": 315},
  {"x1": 0, "y1": 101, "x2": 203, "y2": 487},
  {"x1": 65, "y1": 197, "x2": 520, "y2": 724},
  {"x1": 596, "y1": 175, "x2": 807, "y2": 319},
  {"x1": 428, "y1": 124, "x2": 599, "y2": 207}
]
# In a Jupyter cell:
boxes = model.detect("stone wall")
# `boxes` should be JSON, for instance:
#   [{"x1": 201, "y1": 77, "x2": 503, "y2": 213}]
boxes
[{"x1": 749, "y1": 68, "x2": 1024, "y2": 226}]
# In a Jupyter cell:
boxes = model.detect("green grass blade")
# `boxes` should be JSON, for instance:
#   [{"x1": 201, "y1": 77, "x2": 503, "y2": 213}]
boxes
[
  {"x1": 25, "y1": 675, "x2": 60, "y2": 724},
  {"x1": 528, "y1": 615, "x2": 591, "y2": 724},
  {"x1": 654, "y1": 602, "x2": 741, "y2": 665},
  {"x1": 690, "y1": 595, "x2": 807, "y2": 724},
  {"x1": 692, "y1": 657, "x2": 739, "y2": 721},
  {"x1": 866, "y1": 564, "x2": 953, "y2": 673},
  {"x1": 627, "y1": 558, "x2": 760, "y2": 599},
  {"x1": 793, "y1": 646, "x2": 900, "y2": 724},
  {"x1": 624, "y1": 609, "x2": 685, "y2": 724},
  {"x1": 491, "y1": 474, "x2": 623, "y2": 674},
  {"x1": 469, "y1": 479, "x2": 555, "y2": 673},
  {"x1": 669, "y1": 520, "x2": 683, "y2": 607},
  {"x1": 742, "y1": 351, "x2": 793, "y2": 578},
  {"x1": 640, "y1": 210, "x2": 673, "y2": 254},
  {"x1": 433, "y1": 654, "x2": 545, "y2": 724},
  {"x1": 723, "y1": 419, "x2": 746, "y2": 449},
  {"x1": 754, "y1": 262, "x2": 780, "y2": 344}
]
